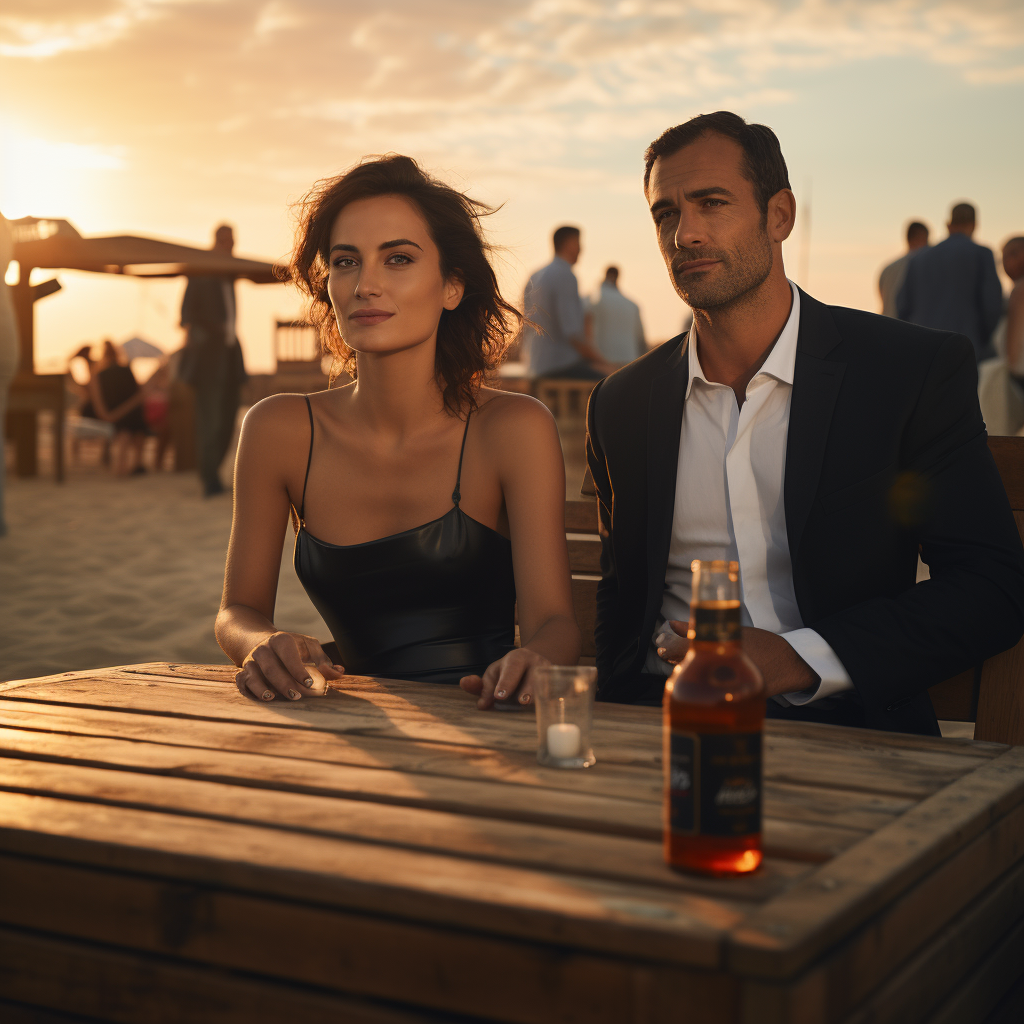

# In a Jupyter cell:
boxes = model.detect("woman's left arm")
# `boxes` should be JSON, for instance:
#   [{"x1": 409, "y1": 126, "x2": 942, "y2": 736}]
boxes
[{"x1": 461, "y1": 397, "x2": 581, "y2": 709}]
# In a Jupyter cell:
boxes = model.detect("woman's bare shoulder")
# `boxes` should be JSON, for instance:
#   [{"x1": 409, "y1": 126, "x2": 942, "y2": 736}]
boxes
[
  {"x1": 240, "y1": 393, "x2": 315, "y2": 443},
  {"x1": 475, "y1": 388, "x2": 556, "y2": 435}
]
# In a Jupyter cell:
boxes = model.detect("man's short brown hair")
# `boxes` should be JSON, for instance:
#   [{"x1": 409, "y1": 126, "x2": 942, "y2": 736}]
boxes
[{"x1": 644, "y1": 111, "x2": 791, "y2": 217}]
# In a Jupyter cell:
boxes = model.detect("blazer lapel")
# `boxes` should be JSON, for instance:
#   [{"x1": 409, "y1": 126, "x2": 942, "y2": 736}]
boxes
[
  {"x1": 785, "y1": 290, "x2": 846, "y2": 560},
  {"x1": 643, "y1": 334, "x2": 690, "y2": 631}
]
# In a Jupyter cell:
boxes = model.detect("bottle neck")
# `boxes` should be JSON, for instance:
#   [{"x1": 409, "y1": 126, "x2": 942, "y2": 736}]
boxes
[{"x1": 689, "y1": 602, "x2": 742, "y2": 645}]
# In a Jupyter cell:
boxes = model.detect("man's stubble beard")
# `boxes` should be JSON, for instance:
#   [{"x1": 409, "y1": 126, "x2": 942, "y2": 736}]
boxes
[{"x1": 668, "y1": 225, "x2": 774, "y2": 313}]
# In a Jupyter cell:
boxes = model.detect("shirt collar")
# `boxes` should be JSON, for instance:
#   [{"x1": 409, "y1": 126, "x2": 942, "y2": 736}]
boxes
[{"x1": 686, "y1": 281, "x2": 800, "y2": 398}]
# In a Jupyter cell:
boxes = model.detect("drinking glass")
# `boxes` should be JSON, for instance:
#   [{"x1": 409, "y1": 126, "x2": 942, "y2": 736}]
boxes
[{"x1": 533, "y1": 665, "x2": 597, "y2": 768}]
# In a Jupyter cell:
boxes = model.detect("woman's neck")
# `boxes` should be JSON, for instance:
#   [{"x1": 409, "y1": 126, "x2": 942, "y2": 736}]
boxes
[{"x1": 348, "y1": 340, "x2": 452, "y2": 438}]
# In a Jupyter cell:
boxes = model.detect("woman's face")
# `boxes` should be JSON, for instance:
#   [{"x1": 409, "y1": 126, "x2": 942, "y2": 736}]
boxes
[{"x1": 327, "y1": 194, "x2": 463, "y2": 359}]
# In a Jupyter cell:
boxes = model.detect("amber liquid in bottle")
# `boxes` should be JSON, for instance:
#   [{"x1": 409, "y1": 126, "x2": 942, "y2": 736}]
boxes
[{"x1": 664, "y1": 560, "x2": 765, "y2": 875}]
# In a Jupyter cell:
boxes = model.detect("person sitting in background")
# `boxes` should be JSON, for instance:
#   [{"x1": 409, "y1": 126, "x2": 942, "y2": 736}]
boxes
[
  {"x1": 523, "y1": 226, "x2": 614, "y2": 379},
  {"x1": 897, "y1": 202, "x2": 1003, "y2": 362},
  {"x1": 89, "y1": 340, "x2": 149, "y2": 475},
  {"x1": 585, "y1": 266, "x2": 646, "y2": 367},
  {"x1": 878, "y1": 221, "x2": 929, "y2": 318},
  {"x1": 143, "y1": 363, "x2": 173, "y2": 470}
]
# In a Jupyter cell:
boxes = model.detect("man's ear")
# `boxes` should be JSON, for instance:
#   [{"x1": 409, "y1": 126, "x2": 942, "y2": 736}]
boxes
[
  {"x1": 443, "y1": 272, "x2": 465, "y2": 311},
  {"x1": 768, "y1": 189, "x2": 797, "y2": 245}
]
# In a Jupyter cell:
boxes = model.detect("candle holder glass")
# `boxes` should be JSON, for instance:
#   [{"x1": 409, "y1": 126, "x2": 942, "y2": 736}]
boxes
[{"x1": 533, "y1": 665, "x2": 598, "y2": 769}]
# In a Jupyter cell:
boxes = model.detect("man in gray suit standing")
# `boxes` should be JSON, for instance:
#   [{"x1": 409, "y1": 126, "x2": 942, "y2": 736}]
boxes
[{"x1": 897, "y1": 202, "x2": 1003, "y2": 362}]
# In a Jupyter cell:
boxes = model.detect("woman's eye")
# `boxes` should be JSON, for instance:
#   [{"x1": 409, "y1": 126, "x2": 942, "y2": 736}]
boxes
[
  {"x1": 386, "y1": 253, "x2": 413, "y2": 265},
  {"x1": 332, "y1": 257, "x2": 357, "y2": 269}
]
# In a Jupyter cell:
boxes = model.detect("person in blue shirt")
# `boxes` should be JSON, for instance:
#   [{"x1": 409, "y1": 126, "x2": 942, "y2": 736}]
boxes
[
  {"x1": 523, "y1": 226, "x2": 614, "y2": 379},
  {"x1": 897, "y1": 202, "x2": 1003, "y2": 362}
]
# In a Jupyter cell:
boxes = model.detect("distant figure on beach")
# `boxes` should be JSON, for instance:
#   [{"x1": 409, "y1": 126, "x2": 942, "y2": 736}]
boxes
[
  {"x1": 218, "y1": 155, "x2": 580, "y2": 708},
  {"x1": 0, "y1": 211, "x2": 18, "y2": 537},
  {"x1": 585, "y1": 266, "x2": 646, "y2": 367},
  {"x1": 179, "y1": 224, "x2": 247, "y2": 496},
  {"x1": 1000, "y1": 238, "x2": 1024, "y2": 383},
  {"x1": 89, "y1": 340, "x2": 148, "y2": 475},
  {"x1": 878, "y1": 221, "x2": 929, "y2": 318},
  {"x1": 523, "y1": 226, "x2": 612, "y2": 379},
  {"x1": 897, "y1": 202, "x2": 1003, "y2": 362}
]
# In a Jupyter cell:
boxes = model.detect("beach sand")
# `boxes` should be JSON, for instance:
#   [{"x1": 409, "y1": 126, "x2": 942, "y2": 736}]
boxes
[{"x1": 1, "y1": 463, "x2": 329, "y2": 683}]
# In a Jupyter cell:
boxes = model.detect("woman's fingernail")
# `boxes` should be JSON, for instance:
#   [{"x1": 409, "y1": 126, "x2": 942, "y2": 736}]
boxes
[
  {"x1": 520, "y1": 693, "x2": 531, "y2": 704},
  {"x1": 287, "y1": 688, "x2": 299, "y2": 699},
  {"x1": 495, "y1": 689, "x2": 506, "y2": 699},
  {"x1": 304, "y1": 677, "x2": 314, "y2": 687},
  {"x1": 657, "y1": 648, "x2": 666, "y2": 656},
  {"x1": 261, "y1": 690, "x2": 275, "y2": 701}
]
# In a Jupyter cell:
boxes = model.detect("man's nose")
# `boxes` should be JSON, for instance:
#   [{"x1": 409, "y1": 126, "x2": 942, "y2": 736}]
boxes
[{"x1": 674, "y1": 211, "x2": 707, "y2": 250}]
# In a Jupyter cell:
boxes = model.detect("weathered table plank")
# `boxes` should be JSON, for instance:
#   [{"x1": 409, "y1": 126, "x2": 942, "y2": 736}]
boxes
[{"x1": 1, "y1": 663, "x2": 1022, "y2": 1024}]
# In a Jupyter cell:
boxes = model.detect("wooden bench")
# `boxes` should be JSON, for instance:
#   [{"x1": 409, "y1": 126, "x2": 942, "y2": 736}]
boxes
[{"x1": 565, "y1": 435, "x2": 1024, "y2": 745}]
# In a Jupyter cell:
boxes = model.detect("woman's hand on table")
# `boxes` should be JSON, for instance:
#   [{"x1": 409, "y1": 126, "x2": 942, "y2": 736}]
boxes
[
  {"x1": 235, "y1": 632, "x2": 344, "y2": 702},
  {"x1": 460, "y1": 648, "x2": 550, "y2": 710}
]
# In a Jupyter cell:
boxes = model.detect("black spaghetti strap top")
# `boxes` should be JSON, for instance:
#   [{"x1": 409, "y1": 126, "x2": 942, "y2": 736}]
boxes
[{"x1": 293, "y1": 396, "x2": 516, "y2": 685}]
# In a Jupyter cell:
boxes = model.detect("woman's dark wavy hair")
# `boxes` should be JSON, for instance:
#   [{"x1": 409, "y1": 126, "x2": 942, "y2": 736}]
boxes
[{"x1": 289, "y1": 154, "x2": 520, "y2": 416}]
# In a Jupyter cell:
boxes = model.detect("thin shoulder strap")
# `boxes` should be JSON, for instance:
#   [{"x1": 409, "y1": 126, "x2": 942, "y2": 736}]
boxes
[
  {"x1": 451, "y1": 411, "x2": 472, "y2": 506},
  {"x1": 299, "y1": 395, "x2": 314, "y2": 523}
]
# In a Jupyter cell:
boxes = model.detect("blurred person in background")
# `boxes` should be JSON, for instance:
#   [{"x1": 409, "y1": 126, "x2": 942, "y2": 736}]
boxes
[
  {"x1": 142, "y1": 362, "x2": 173, "y2": 470},
  {"x1": 897, "y1": 202, "x2": 1003, "y2": 362},
  {"x1": 0, "y1": 211, "x2": 18, "y2": 536},
  {"x1": 523, "y1": 226, "x2": 613, "y2": 379},
  {"x1": 878, "y1": 221, "x2": 929, "y2": 318},
  {"x1": 89, "y1": 340, "x2": 148, "y2": 476},
  {"x1": 585, "y1": 266, "x2": 646, "y2": 367},
  {"x1": 179, "y1": 224, "x2": 248, "y2": 497},
  {"x1": 999, "y1": 237, "x2": 1024, "y2": 387}
]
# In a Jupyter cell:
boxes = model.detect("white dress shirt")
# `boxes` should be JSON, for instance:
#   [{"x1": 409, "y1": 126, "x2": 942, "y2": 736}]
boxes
[{"x1": 644, "y1": 283, "x2": 853, "y2": 706}]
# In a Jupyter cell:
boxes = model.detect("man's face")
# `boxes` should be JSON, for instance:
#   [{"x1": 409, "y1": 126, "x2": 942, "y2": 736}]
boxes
[
  {"x1": 647, "y1": 133, "x2": 788, "y2": 311},
  {"x1": 214, "y1": 227, "x2": 234, "y2": 253},
  {"x1": 1003, "y1": 243, "x2": 1024, "y2": 282},
  {"x1": 558, "y1": 235, "x2": 581, "y2": 265}
]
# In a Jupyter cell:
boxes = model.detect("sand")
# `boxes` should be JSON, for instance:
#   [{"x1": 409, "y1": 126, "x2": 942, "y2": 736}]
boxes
[{"x1": 1, "y1": 464, "x2": 329, "y2": 683}]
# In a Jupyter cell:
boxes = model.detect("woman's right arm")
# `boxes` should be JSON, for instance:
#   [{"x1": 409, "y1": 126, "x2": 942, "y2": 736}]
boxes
[{"x1": 215, "y1": 397, "x2": 343, "y2": 701}]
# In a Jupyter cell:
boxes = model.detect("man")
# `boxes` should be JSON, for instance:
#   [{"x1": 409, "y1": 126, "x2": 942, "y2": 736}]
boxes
[
  {"x1": 179, "y1": 223, "x2": 247, "y2": 497},
  {"x1": 878, "y1": 221, "x2": 929, "y2": 318},
  {"x1": 1002, "y1": 237, "x2": 1024, "y2": 383},
  {"x1": 897, "y1": 202, "x2": 1003, "y2": 362},
  {"x1": 586, "y1": 266, "x2": 646, "y2": 367},
  {"x1": 586, "y1": 111, "x2": 1024, "y2": 736},
  {"x1": 524, "y1": 226, "x2": 612, "y2": 379}
]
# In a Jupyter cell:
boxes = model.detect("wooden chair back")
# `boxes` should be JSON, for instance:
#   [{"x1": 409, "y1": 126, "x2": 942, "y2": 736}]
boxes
[
  {"x1": 929, "y1": 436, "x2": 1024, "y2": 744},
  {"x1": 534, "y1": 379, "x2": 598, "y2": 423},
  {"x1": 566, "y1": 435, "x2": 1024, "y2": 743}
]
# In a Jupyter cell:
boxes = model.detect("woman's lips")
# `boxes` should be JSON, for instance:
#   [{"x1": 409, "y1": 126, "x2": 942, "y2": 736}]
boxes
[{"x1": 349, "y1": 309, "x2": 394, "y2": 325}]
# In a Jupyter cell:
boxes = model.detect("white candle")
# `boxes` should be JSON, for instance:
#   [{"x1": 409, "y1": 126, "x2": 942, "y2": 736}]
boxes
[{"x1": 547, "y1": 722, "x2": 581, "y2": 759}]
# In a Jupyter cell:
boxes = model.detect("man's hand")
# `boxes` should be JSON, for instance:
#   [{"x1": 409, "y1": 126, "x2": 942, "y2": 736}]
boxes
[{"x1": 657, "y1": 621, "x2": 819, "y2": 698}]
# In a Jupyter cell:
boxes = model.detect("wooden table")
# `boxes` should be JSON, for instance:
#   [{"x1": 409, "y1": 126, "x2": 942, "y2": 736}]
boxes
[{"x1": 0, "y1": 664, "x2": 1022, "y2": 1024}]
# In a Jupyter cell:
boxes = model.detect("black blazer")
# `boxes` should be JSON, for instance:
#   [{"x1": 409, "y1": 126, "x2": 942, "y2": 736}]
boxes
[{"x1": 585, "y1": 289, "x2": 1024, "y2": 735}]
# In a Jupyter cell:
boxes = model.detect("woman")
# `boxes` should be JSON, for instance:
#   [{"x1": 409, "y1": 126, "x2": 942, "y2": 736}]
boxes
[
  {"x1": 216, "y1": 155, "x2": 580, "y2": 708},
  {"x1": 89, "y1": 340, "x2": 149, "y2": 475}
]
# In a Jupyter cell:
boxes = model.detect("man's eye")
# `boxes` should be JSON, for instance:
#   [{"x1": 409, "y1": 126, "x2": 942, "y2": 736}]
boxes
[
  {"x1": 654, "y1": 210, "x2": 677, "y2": 225},
  {"x1": 703, "y1": 199, "x2": 725, "y2": 208}
]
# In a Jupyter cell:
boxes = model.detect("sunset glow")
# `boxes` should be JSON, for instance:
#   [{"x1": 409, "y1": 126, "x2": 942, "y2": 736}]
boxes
[{"x1": 1, "y1": 0, "x2": 1022, "y2": 372}]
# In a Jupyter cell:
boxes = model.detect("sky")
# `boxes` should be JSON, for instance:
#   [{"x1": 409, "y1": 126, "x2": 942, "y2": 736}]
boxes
[{"x1": 1, "y1": 0, "x2": 1023, "y2": 373}]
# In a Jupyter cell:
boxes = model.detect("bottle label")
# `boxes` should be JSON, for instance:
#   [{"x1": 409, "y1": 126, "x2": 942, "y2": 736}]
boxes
[{"x1": 669, "y1": 731, "x2": 762, "y2": 837}]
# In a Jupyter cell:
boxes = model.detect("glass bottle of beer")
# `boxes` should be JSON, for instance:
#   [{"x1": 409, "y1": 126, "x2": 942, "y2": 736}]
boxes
[{"x1": 663, "y1": 559, "x2": 765, "y2": 875}]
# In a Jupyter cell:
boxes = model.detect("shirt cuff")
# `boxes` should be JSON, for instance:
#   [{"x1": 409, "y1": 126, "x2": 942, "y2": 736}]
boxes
[{"x1": 777, "y1": 628, "x2": 853, "y2": 706}]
